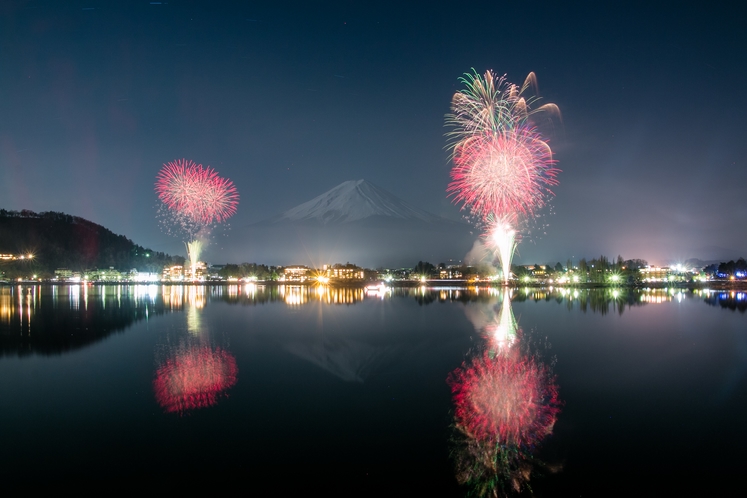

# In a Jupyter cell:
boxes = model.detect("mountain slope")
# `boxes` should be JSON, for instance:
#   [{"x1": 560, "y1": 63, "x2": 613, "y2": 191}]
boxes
[
  {"x1": 233, "y1": 181, "x2": 474, "y2": 267},
  {"x1": 268, "y1": 180, "x2": 452, "y2": 225},
  {"x1": 0, "y1": 209, "x2": 181, "y2": 276}
]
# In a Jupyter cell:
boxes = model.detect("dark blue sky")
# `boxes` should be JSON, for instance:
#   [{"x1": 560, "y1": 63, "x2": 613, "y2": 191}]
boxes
[{"x1": 1, "y1": 1, "x2": 745, "y2": 265}]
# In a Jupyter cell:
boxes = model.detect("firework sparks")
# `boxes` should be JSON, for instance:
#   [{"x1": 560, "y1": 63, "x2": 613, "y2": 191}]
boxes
[
  {"x1": 154, "y1": 343, "x2": 238, "y2": 415},
  {"x1": 155, "y1": 159, "x2": 239, "y2": 225},
  {"x1": 155, "y1": 159, "x2": 239, "y2": 279},
  {"x1": 445, "y1": 70, "x2": 559, "y2": 280},
  {"x1": 448, "y1": 127, "x2": 558, "y2": 220}
]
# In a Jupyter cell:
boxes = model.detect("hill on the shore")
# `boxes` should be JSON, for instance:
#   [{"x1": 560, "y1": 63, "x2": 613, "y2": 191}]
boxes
[{"x1": 0, "y1": 209, "x2": 181, "y2": 277}]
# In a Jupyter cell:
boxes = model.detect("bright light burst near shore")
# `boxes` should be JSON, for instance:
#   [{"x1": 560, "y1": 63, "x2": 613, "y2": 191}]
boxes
[{"x1": 445, "y1": 70, "x2": 560, "y2": 282}]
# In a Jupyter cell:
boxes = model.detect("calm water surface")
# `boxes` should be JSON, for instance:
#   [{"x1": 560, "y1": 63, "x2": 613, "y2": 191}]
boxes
[{"x1": 1, "y1": 284, "x2": 745, "y2": 495}]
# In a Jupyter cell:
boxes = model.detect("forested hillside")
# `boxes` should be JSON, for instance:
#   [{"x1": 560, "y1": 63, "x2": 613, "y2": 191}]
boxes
[{"x1": 0, "y1": 209, "x2": 182, "y2": 278}]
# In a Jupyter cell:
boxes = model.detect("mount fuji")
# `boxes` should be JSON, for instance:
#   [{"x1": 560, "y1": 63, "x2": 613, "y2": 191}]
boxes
[
  {"x1": 269, "y1": 180, "x2": 450, "y2": 225},
  {"x1": 230, "y1": 180, "x2": 474, "y2": 268}
]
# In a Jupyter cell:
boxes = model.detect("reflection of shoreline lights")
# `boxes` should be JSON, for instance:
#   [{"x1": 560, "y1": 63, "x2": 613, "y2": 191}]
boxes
[
  {"x1": 281, "y1": 285, "x2": 307, "y2": 306},
  {"x1": 154, "y1": 344, "x2": 238, "y2": 414},
  {"x1": 364, "y1": 283, "x2": 390, "y2": 299},
  {"x1": 449, "y1": 350, "x2": 560, "y2": 447}
]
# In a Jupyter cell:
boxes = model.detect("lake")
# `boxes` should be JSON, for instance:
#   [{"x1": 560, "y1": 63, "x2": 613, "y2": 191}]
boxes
[{"x1": 1, "y1": 284, "x2": 745, "y2": 495}]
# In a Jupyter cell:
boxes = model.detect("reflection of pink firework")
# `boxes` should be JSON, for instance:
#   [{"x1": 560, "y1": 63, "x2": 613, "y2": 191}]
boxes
[
  {"x1": 449, "y1": 350, "x2": 560, "y2": 447},
  {"x1": 155, "y1": 158, "x2": 239, "y2": 224},
  {"x1": 154, "y1": 344, "x2": 238, "y2": 414}
]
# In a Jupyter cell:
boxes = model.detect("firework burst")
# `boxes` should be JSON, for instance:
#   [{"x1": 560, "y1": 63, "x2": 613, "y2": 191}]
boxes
[
  {"x1": 155, "y1": 158, "x2": 239, "y2": 224},
  {"x1": 155, "y1": 159, "x2": 239, "y2": 278},
  {"x1": 448, "y1": 126, "x2": 558, "y2": 220},
  {"x1": 445, "y1": 70, "x2": 559, "y2": 282}
]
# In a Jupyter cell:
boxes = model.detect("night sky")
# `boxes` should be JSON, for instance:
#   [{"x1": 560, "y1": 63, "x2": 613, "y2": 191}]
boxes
[{"x1": 1, "y1": 1, "x2": 745, "y2": 266}]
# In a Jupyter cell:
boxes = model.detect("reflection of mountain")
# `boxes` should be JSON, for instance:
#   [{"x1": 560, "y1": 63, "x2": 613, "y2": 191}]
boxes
[
  {"x1": 0, "y1": 286, "x2": 167, "y2": 357},
  {"x1": 233, "y1": 180, "x2": 474, "y2": 268},
  {"x1": 283, "y1": 336, "x2": 400, "y2": 383}
]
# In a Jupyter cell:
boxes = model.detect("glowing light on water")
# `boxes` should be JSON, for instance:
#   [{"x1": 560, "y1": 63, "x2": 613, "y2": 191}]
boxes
[{"x1": 154, "y1": 343, "x2": 238, "y2": 415}]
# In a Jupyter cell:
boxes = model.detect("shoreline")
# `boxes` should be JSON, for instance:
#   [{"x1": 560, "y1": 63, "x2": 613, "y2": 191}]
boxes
[{"x1": 3, "y1": 280, "x2": 747, "y2": 291}]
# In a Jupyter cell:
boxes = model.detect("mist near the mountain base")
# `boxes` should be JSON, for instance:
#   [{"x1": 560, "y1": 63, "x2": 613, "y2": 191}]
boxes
[{"x1": 228, "y1": 220, "x2": 474, "y2": 268}]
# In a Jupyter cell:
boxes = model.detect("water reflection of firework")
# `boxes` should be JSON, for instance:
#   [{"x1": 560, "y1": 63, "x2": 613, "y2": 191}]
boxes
[
  {"x1": 154, "y1": 343, "x2": 238, "y2": 415},
  {"x1": 452, "y1": 293, "x2": 561, "y2": 496},
  {"x1": 450, "y1": 351, "x2": 559, "y2": 447},
  {"x1": 449, "y1": 350, "x2": 560, "y2": 496}
]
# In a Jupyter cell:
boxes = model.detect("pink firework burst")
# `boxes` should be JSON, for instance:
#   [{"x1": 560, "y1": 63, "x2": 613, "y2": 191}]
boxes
[
  {"x1": 445, "y1": 70, "x2": 560, "y2": 225},
  {"x1": 155, "y1": 158, "x2": 239, "y2": 224},
  {"x1": 448, "y1": 125, "x2": 558, "y2": 221},
  {"x1": 154, "y1": 344, "x2": 238, "y2": 415},
  {"x1": 447, "y1": 126, "x2": 559, "y2": 219},
  {"x1": 449, "y1": 350, "x2": 560, "y2": 447}
]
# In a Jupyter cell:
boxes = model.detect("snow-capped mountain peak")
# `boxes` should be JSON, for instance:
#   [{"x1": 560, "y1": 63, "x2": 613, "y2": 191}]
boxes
[{"x1": 272, "y1": 180, "x2": 446, "y2": 224}]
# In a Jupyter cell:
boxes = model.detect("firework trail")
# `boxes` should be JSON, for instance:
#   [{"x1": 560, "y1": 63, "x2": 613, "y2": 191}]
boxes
[
  {"x1": 155, "y1": 159, "x2": 239, "y2": 278},
  {"x1": 445, "y1": 70, "x2": 559, "y2": 283}
]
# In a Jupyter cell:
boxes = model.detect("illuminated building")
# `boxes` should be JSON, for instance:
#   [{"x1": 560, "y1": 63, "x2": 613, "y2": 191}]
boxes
[
  {"x1": 323, "y1": 264, "x2": 364, "y2": 280},
  {"x1": 83, "y1": 267, "x2": 122, "y2": 282},
  {"x1": 283, "y1": 265, "x2": 310, "y2": 282},
  {"x1": 54, "y1": 268, "x2": 81, "y2": 282},
  {"x1": 639, "y1": 266, "x2": 670, "y2": 282},
  {"x1": 184, "y1": 262, "x2": 207, "y2": 281},
  {"x1": 163, "y1": 265, "x2": 184, "y2": 282}
]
